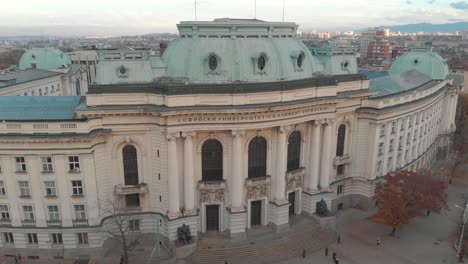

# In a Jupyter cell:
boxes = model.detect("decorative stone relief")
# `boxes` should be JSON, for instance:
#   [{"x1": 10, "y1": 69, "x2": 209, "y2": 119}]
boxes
[
  {"x1": 199, "y1": 180, "x2": 228, "y2": 203},
  {"x1": 286, "y1": 168, "x2": 305, "y2": 192},
  {"x1": 245, "y1": 176, "x2": 271, "y2": 200}
]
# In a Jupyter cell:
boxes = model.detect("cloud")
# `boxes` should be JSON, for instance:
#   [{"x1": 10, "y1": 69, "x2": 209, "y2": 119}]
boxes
[
  {"x1": 450, "y1": 1, "x2": 468, "y2": 10},
  {"x1": 427, "y1": 0, "x2": 436, "y2": 4},
  {"x1": 406, "y1": 0, "x2": 412, "y2": 4}
]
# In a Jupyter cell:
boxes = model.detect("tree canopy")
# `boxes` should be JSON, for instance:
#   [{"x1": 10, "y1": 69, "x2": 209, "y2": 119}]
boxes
[{"x1": 371, "y1": 170, "x2": 447, "y2": 236}]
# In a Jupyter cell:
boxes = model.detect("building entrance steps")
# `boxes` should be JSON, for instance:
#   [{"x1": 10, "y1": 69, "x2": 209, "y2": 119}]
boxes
[{"x1": 186, "y1": 214, "x2": 338, "y2": 264}]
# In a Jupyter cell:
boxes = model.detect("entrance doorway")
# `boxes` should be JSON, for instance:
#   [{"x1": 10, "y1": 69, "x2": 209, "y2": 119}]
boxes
[
  {"x1": 206, "y1": 205, "x2": 219, "y2": 231},
  {"x1": 288, "y1": 192, "x2": 296, "y2": 216},
  {"x1": 250, "y1": 200, "x2": 262, "y2": 226}
]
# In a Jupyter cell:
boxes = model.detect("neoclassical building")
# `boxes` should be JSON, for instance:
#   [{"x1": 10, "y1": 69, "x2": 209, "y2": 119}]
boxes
[
  {"x1": 0, "y1": 47, "x2": 88, "y2": 97},
  {"x1": 0, "y1": 19, "x2": 461, "y2": 250}
]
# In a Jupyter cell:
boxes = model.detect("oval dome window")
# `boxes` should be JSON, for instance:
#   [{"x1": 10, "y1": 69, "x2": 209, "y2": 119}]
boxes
[
  {"x1": 208, "y1": 55, "x2": 218, "y2": 71},
  {"x1": 414, "y1": 58, "x2": 419, "y2": 65},
  {"x1": 119, "y1": 66, "x2": 127, "y2": 74},
  {"x1": 297, "y1": 52, "x2": 304, "y2": 68},
  {"x1": 258, "y1": 55, "x2": 266, "y2": 71}
]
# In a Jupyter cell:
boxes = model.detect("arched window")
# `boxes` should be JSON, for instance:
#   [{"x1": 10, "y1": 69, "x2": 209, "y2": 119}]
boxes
[
  {"x1": 287, "y1": 131, "x2": 301, "y2": 171},
  {"x1": 248, "y1": 137, "x2": 267, "y2": 178},
  {"x1": 123, "y1": 145, "x2": 139, "y2": 185},
  {"x1": 202, "y1": 139, "x2": 223, "y2": 181},
  {"x1": 75, "y1": 79, "x2": 81, "y2": 96},
  {"x1": 336, "y1": 124, "x2": 346, "y2": 157}
]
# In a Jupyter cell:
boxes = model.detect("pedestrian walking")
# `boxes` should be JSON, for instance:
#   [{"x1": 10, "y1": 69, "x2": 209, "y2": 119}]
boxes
[
  {"x1": 335, "y1": 258, "x2": 339, "y2": 264},
  {"x1": 302, "y1": 248, "x2": 306, "y2": 258},
  {"x1": 332, "y1": 252, "x2": 337, "y2": 261},
  {"x1": 325, "y1": 247, "x2": 328, "y2": 256},
  {"x1": 426, "y1": 209, "x2": 430, "y2": 216},
  {"x1": 120, "y1": 255, "x2": 124, "y2": 264},
  {"x1": 337, "y1": 234, "x2": 341, "y2": 244},
  {"x1": 377, "y1": 237, "x2": 381, "y2": 246}
]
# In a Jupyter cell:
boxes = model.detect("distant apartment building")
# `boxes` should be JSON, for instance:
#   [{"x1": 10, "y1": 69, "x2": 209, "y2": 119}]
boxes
[
  {"x1": 462, "y1": 30, "x2": 468, "y2": 40},
  {"x1": 359, "y1": 28, "x2": 383, "y2": 58},
  {"x1": 366, "y1": 31, "x2": 393, "y2": 64}
]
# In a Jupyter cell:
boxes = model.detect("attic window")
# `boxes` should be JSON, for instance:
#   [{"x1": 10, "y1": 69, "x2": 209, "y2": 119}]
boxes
[
  {"x1": 208, "y1": 55, "x2": 218, "y2": 71},
  {"x1": 119, "y1": 67, "x2": 127, "y2": 74},
  {"x1": 297, "y1": 52, "x2": 304, "y2": 68},
  {"x1": 257, "y1": 55, "x2": 266, "y2": 71},
  {"x1": 343, "y1": 61, "x2": 349, "y2": 68},
  {"x1": 413, "y1": 58, "x2": 419, "y2": 65},
  {"x1": 31, "y1": 54, "x2": 36, "y2": 59}
]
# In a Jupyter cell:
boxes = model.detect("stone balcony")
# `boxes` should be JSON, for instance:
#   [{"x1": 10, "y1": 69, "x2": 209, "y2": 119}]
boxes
[
  {"x1": 72, "y1": 219, "x2": 89, "y2": 227},
  {"x1": 245, "y1": 175, "x2": 271, "y2": 200},
  {"x1": 0, "y1": 219, "x2": 11, "y2": 226},
  {"x1": 115, "y1": 183, "x2": 148, "y2": 195},
  {"x1": 47, "y1": 220, "x2": 62, "y2": 227},
  {"x1": 286, "y1": 167, "x2": 305, "y2": 192},
  {"x1": 198, "y1": 180, "x2": 228, "y2": 204},
  {"x1": 333, "y1": 155, "x2": 352, "y2": 166},
  {"x1": 22, "y1": 219, "x2": 36, "y2": 226}
]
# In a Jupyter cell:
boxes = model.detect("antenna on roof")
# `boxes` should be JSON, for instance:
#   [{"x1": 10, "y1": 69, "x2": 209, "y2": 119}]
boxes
[
  {"x1": 282, "y1": 0, "x2": 285, "y2": 22},
  {"x1": 254, "y1": 0, "x2": 257, "y2": 19},
  {"x1": 194, "y1": 0, "x2": 197, "y2": 21}
]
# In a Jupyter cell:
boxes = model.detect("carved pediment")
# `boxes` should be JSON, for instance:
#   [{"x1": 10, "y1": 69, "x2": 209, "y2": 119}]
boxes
[
  {"x1": 245, "y1": 176, "x2": 271, "y2": 200},
  {"x1": 286, "y1": 168, "x2": 305, "y2": 192},
  {"x1": 199, "y1": 180, "x2": 228, "y2": 203}
]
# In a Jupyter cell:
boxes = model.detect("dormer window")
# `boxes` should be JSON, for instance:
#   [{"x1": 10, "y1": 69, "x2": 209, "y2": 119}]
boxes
[
  {"x1": 117, "y1": 66, "x2": 129, "y2": 78},
  {"x1": 290, "y1": 50, "x2": 305, "y2": 72},
  {"x1": 252, "y1": 53, "x2": 268, "y2": 75},
  {"x1": 413, "y1": 58, "x2": 419, "y2": 65},
  {"x1": 341, "y1": 60, "x2": 350, "y2": 71},
  {"x1": 208, "y1": 55, "x2": 218, "y2": 71}
]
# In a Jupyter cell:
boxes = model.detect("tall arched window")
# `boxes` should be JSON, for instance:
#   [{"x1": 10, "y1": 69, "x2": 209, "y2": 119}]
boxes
[
  {"x1": 248, "y1": 137, "x2": 267, "y2": 178},
  {"x1": 75, "y1": 79, "x2": 81, "y2": 96},
  {"x1": 287, "y1": 131, "x2": 301, "y2": 171},
  {"x1": 123, "y1": 145, "x2": 139, "y2": 185},
  {"x1": 336, "y1": 124, "x2": 346, "y2": 157},
  {"x1": 202, "y1": 139, "x2": 223, "y2": 181}
]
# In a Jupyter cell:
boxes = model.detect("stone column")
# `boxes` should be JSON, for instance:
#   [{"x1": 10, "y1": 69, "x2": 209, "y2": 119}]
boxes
[
  {"x1": 319, "y1": 120, "x2": 333, "y2": 190},
  {"x1": 167, "y1": 132, "x2": 180, "y2": 218},
  {"x1": 182, "y1": 131, "x2": 196, "y2": 214},
  {"x1": 307, "y1": 121, "x2": 321, "y2": 192},
  {"x1": 231, "y1": 130, "x2": 245, "y2": 211},
  {"x1": 275, "y1": 126, "x2": 289, "y2": 202}
]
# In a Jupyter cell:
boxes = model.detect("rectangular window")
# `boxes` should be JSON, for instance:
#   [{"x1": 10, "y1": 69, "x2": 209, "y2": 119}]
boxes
[
  {"x1": 47, "y1": 205, "x2": 60, "y2": 220},
  {"x1": 72, "y1": 180, "x2": 83, "y2": 196},
  {"x1": 376, "y1": 161, "x2": 382, "y2": 175},
  {"x1": 409, "y1": 116, "x2": 413, "y2": 128},
  {"x1": 0, "y1": 205, "x2": 9, "y2": 220},
  {"x1": 51, "y1": 233, "x2": 63, "y2": 245},
  {"x1": 19, "y1": 181, "x2": 30, "y2": 196},
  {"x1": 3, "y1": 232, "x2": 14, "y2": 244},
  {"x1": 407, "y1": 133, "x2": 411, "y2": 144},
  {"x1": 389, "y1": 139, "x2": 394, "y2": 152},
  {"x1": 129, "y1": 219, "x2": 140, "y2": 231},
  {"x1": 398, "y1": 136, "x2": 403, "y2": 149},
  {"x1": 68, "y1": 156, "x2": 80, "y2": 172},
  {"x1": 0, "y1": 181, "x2": 5, "y2": 195},
  {"x1": 413, "y1": 130, "x2": 418, "y2": 142},
  {"x1": 391, "y1": 122, "x2": 396, "y2": 134},
  {"x1": 400, "y1": 119, "x2": 405, "y2": 131},
  {"x1": 15, "y1": 157, "x2": 26, "y2": 172},
  {"x1": 378, "y1": 142, "x2": 384, "y2": 155},
  {"x1": 379, "y1": 125, "x2": 386, "y2": 137},
  {"x1": 23, "y1": 206, "x2": 34, "y2": 220},
  {"x1": 387, "y1": 157, "x2": 393, "y2": 170},
  {"x1": 45, "y1": 181, "x2": 56, "y2": 197},
  {"x1": 337, "y1": 185, "x2": 343, "y2": 195},
  {"x1": 77, "y1": 232, "x2": 88, "y2": 245},
  {"x1": 74, "y1": 205, "x2": 86, "y2": 220},
  {"x1": 26, "y1": 233, "x2": 38, "y2": 244},
  {"x1": 41, "y1": 157, "x2": 53, "y2": 172}
]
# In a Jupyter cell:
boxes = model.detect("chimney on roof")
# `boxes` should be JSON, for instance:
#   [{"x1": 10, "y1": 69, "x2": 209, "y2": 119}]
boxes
[{"x1": 160, "y1": 42, "x2": 168, "y2": 57}]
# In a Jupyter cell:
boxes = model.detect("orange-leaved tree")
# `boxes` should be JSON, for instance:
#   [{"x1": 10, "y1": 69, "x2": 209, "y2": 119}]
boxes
[{"x1": 372, "y1": 170, "x2": 448, "y2": 236}]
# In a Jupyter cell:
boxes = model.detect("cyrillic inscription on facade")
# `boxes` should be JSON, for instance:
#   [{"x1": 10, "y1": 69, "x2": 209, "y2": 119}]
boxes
[{"x1": 172, "y1": 105, "x2": 331, "y2": 125}]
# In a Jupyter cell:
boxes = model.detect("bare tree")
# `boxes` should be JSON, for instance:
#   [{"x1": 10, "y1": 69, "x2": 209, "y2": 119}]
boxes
[{"x1": 102, "y1": 203, "x2": 132, "y2": 264}]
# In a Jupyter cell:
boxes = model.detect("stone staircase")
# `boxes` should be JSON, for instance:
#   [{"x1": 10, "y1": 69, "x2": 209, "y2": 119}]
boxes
[{"x1": 186, "y1": 223, "x2": 337, "y2": 264}]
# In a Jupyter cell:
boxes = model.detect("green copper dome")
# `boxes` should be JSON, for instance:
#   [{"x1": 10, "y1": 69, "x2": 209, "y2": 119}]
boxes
[
  {"x1": 162, "y1": 19, "x2": 325, "y2": 83},
  {"x1": 389, "y1": 47, "x2": 448, "y2": 80},
  {"x1": 19, "y1": 47, "x2": 71, "y2": 70}
]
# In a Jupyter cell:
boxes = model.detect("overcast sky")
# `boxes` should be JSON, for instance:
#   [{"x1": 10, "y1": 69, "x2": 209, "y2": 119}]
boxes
[{"x1": 1, "y1": 0, "x2": 468, "y2": 36}]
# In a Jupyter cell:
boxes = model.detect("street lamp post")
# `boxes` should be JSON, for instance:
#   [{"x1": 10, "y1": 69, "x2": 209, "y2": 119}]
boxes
[
  {"x1": 456, "y1": 203, "x2": 468, "y2": 262},
  {"x1": 146, "y1": 218, "x2": 163, "y2": 264}
]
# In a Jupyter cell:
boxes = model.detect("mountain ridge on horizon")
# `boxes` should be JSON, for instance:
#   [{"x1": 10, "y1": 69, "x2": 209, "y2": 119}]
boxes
[{"x1": 358, "y1": 21, "x2": 468, "y2": 33}]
